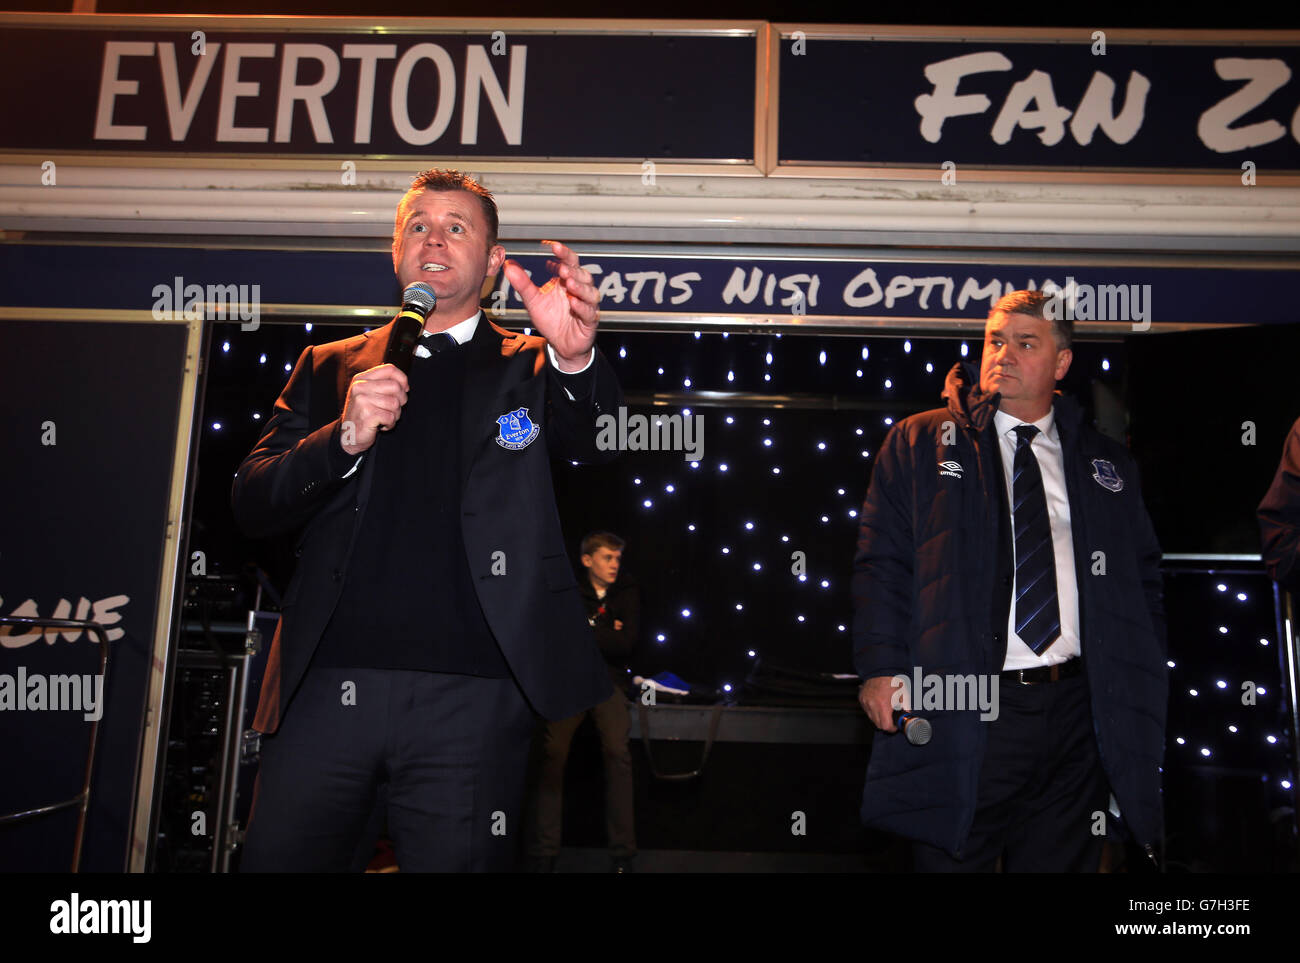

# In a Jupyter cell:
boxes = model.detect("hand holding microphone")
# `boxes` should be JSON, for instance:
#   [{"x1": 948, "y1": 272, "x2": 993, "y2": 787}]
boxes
[
  {"x1": 858, "y1": 673, "x2": 932, "y2": 745},
  {"x1": 338, "y1": 283, "x2": 438, "y2": 456}
]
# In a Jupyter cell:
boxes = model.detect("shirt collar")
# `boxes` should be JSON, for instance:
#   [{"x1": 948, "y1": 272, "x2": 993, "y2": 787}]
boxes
[
  {"x1": 422, "y1": 310, "x2": 481, "y2": 345},
  {"x1": 994, "y1": 404, "x2": 1057, "y2": 443}
]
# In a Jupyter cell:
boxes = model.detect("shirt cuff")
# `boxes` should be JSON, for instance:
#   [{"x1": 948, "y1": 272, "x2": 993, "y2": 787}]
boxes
[
  {"x1": 547, "y1": 344, "x2": 596, "y2": 374},
  {"x1": 547, "y1": 344, "x2": 597, "y2": 402},
  {"x1": 329, "y1": 420, "x2": 365, "y2": 478}
]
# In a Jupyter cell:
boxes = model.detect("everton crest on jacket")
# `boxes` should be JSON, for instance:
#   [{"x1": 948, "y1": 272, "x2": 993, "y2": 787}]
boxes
[{"x1": 852, "y1": 361, "x2": 1168, "y2": 857}]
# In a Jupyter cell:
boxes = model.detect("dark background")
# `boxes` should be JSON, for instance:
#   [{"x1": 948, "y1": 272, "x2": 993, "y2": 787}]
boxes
[
  {"x1": 191, "y1": 318, "x2": 1299, "y2": 870},
  {"x1": 196, "y1": 321, "x2": 1300, "y2": 689}
]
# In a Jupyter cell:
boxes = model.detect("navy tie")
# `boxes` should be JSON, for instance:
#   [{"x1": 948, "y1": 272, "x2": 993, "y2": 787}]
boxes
[
  {"x1": 1011, "y1": 424, "x2": 1061, "y2": 654},
  {"x1": 416, "y1": 332, "x2": 458, "y2": 357}
]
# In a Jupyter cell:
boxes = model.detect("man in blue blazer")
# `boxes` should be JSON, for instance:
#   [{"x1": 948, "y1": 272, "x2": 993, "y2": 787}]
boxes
[{"x1": 233, "y1": 170, "x2": 620, "y2": 871}]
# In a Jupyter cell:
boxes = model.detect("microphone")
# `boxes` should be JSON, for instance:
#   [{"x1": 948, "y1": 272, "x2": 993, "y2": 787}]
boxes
[
  {"x1": 893, "y1": 710, "x2": 932, "y2": 746},
  {"x1": 383, "y1": 281, "x2": 438, "y2": 374}
]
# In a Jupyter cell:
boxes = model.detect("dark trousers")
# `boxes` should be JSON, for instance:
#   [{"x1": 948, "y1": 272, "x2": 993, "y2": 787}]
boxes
[
  {"x1": 241, "y1": 666, "x2": 536, "y2": 872},
  {"x1": 529, "y1": 687, "x2": 636, "y2": 860},
  {"x1": 912, "y1": 672, "x2": 1110, "y2": 872}
]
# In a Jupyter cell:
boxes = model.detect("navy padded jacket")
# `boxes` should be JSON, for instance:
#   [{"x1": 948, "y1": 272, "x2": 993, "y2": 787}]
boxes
[{"x1": 852, "y1": 362, "x2": 1168, "y2": 857}]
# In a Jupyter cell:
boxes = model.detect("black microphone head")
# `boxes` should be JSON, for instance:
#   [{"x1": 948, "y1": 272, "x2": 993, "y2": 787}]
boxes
[
  {"x1": 904, "y1": 716, "x2": 932, "y2": 746},
  {"x1": 402, "y1": 281, "x2": 437, "y2": 315}
]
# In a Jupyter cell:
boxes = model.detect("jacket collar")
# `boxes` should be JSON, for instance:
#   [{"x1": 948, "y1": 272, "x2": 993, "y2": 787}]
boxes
[
  {"x1": 942, "y1": 361, "x2": 999, "y2": 433},
  {"x1": 942, "y1": 361, "x2": 1084, "y2": 440}
]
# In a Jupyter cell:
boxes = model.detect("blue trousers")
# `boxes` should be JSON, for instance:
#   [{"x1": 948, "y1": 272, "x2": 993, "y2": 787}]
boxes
[{"x1": 241, "y1": 666, "x2": 536, "y2": 872}]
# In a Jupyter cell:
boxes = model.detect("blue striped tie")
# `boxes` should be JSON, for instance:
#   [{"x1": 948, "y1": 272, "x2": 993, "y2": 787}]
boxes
[{"x1": 1012, "y1": 425, "x2": 1060, "y2": 654}]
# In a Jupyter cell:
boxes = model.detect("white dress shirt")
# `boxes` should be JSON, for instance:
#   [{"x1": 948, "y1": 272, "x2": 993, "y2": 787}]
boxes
[{"x1": 993, "y1": 407, "x2": 1082, "y2": 670}]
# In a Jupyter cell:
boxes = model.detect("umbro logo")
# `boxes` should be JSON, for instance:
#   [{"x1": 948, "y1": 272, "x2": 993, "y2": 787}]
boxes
[{"x1": 938, "y1": 460, "x2": 963, "y2": 478}]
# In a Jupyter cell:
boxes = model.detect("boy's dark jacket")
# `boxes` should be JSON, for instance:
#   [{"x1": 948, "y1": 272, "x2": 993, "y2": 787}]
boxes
[
  {"x1": 578, "y1": 576, "x2": 639, "y2": 687},
  {"x1": 852, "y1": 362, "x2": 1167, "y2": 858}
]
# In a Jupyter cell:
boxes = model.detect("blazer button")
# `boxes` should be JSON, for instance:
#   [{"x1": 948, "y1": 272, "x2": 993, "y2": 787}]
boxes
[{"x1": 332, "y1": 569, "x2": 341, "y2": 581}]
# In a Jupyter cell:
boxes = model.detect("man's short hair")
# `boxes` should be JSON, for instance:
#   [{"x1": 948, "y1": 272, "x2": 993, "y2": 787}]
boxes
[
  {"x1": 989, "y1": 289, "x2": 1073, "y2": 350},
  {"x1": 393, "y1": 169, "x2": 500, "y2": 250},
  {"x1": 581, "y1": 532, "x2": 626, "y2": 556}
]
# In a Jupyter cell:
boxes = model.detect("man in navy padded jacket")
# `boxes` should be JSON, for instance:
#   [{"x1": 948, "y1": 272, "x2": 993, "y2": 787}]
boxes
[{"x1": 853, "y1": 289, "x2": 1168, "y2": 872}]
